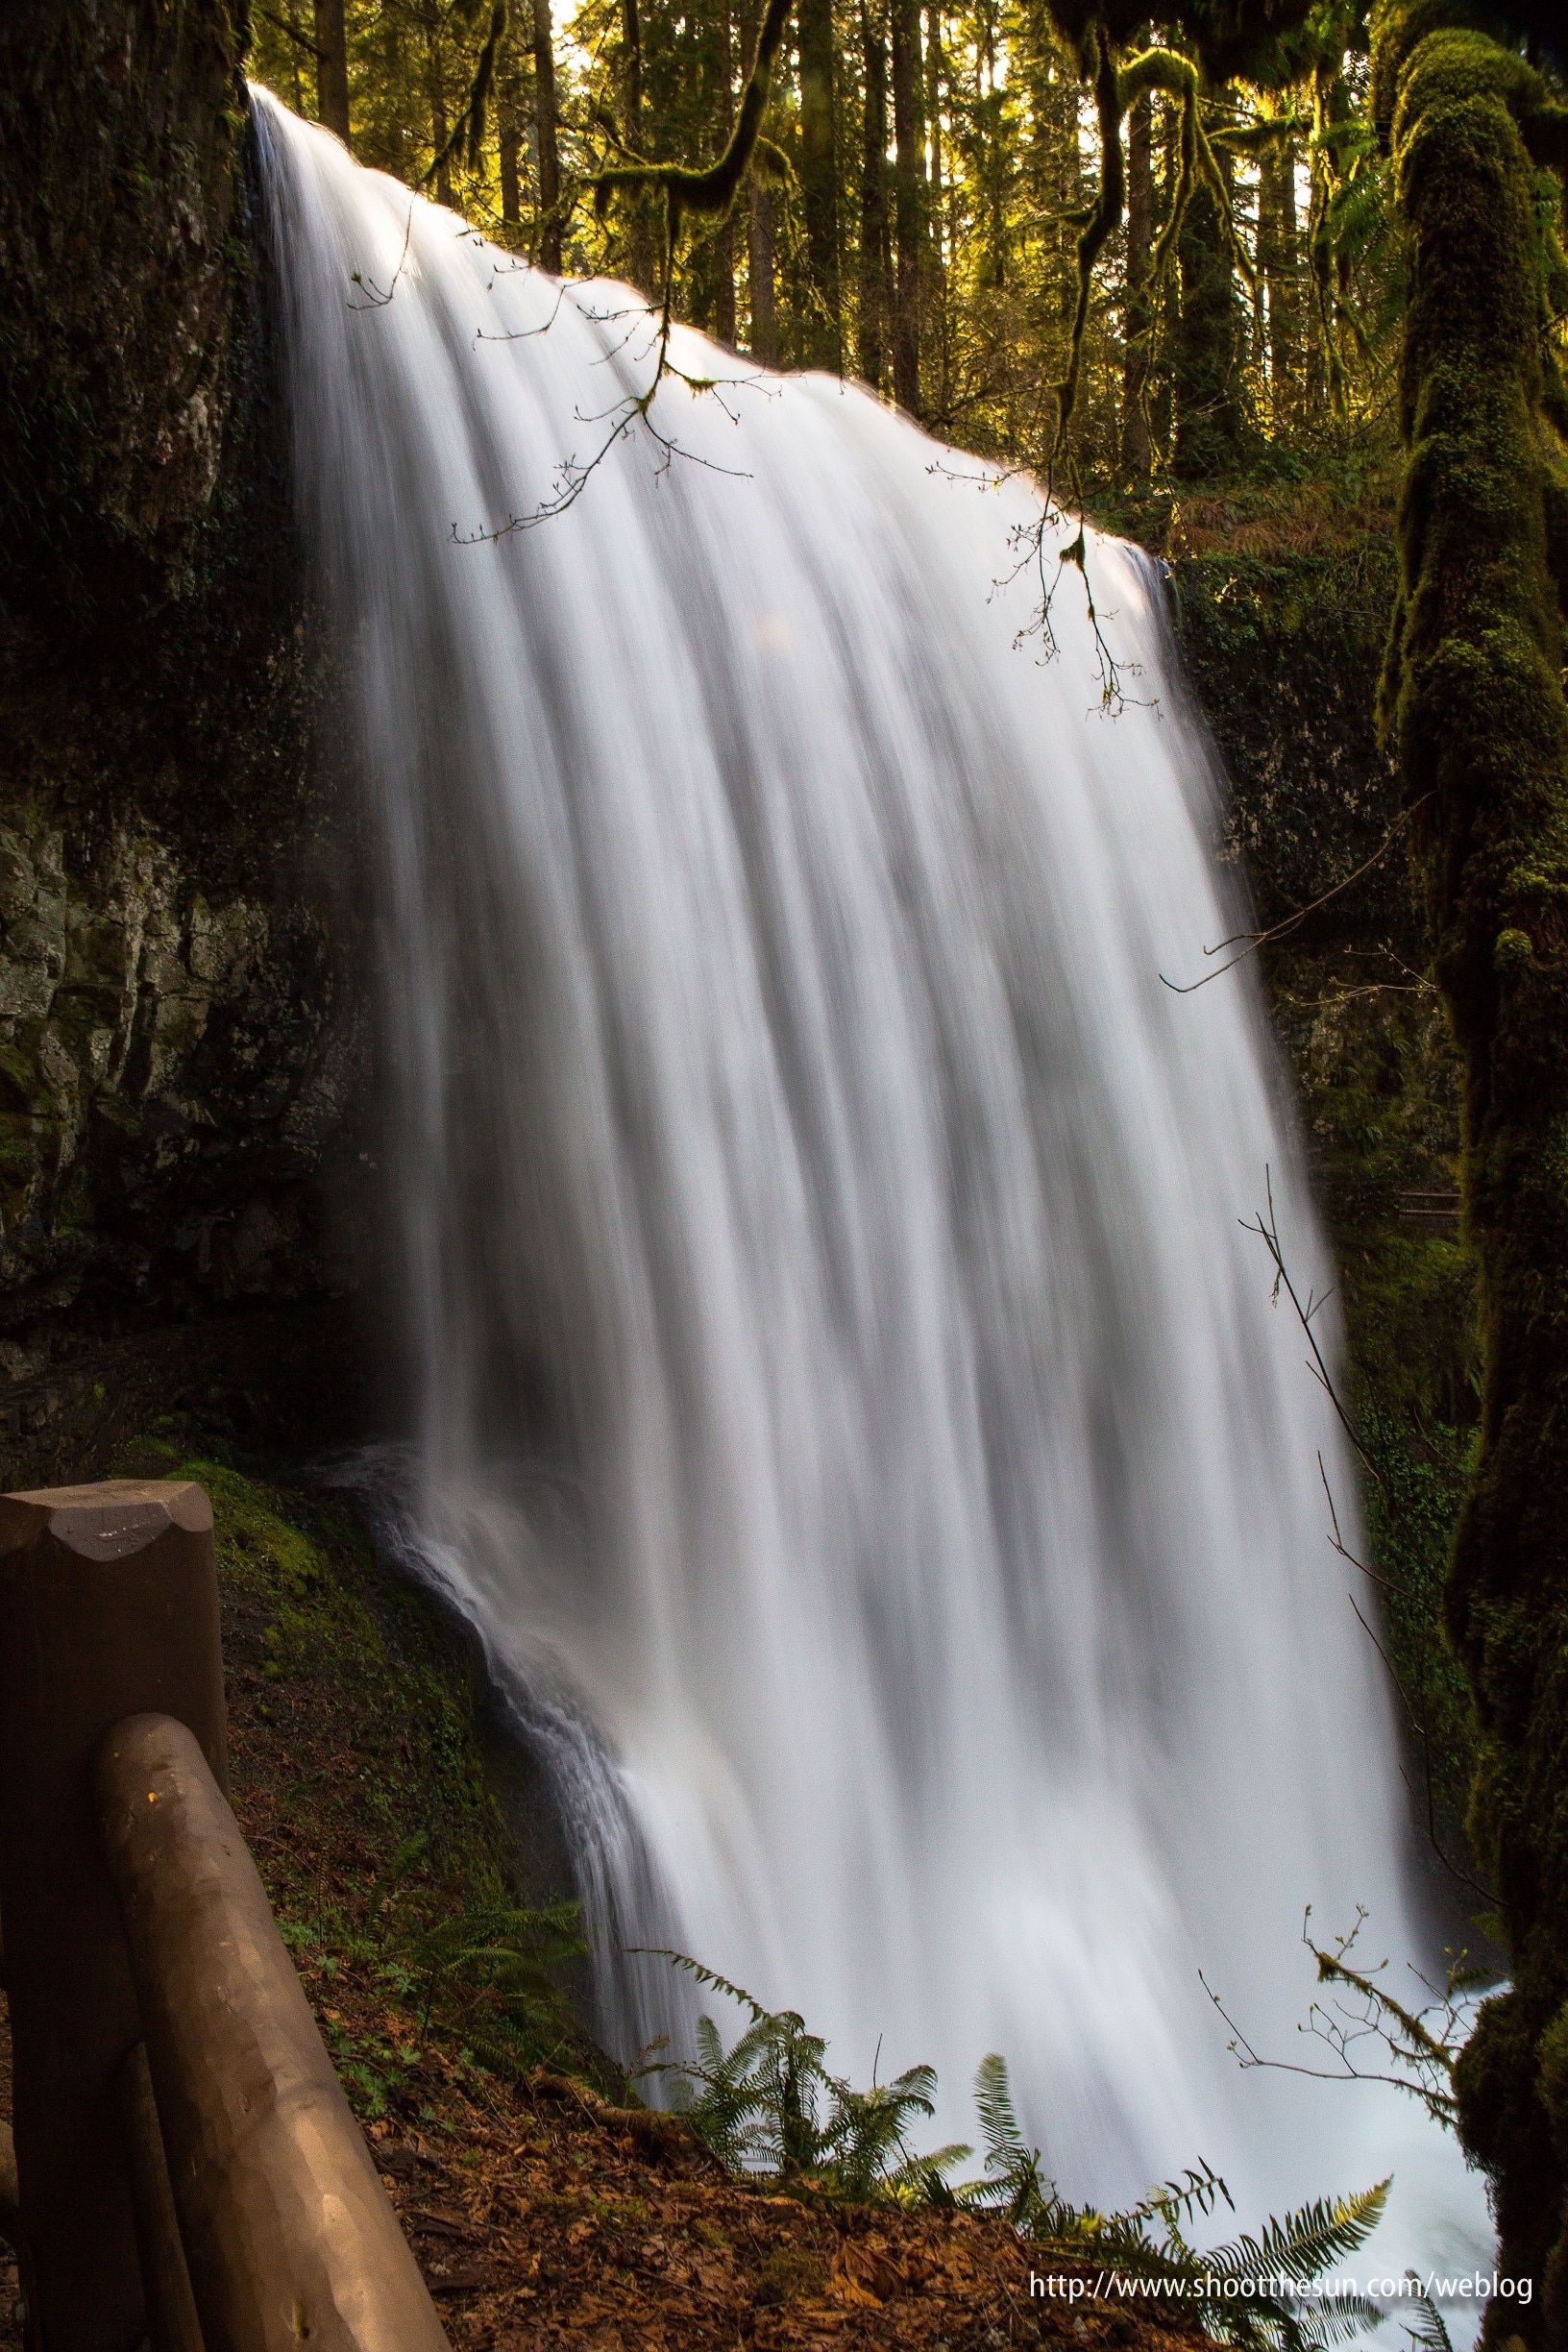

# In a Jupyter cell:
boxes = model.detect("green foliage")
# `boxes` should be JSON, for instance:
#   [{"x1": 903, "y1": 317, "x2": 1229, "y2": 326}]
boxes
[
  {"x1": 391, "y1": 1895, "x2": 586, "y2": 2073},
  {"x1": 122, "y1": 1440, "x2": 592, "y2": 2110},
  {"x1": 1359, "y1": 1405, "x2": 1478, "y2": 1834},
  {"x1": 637, "y1": 1949, "x2": 959, "y2": 2193},
  {"x1": 1172, "y1": 536, "x2": 1404, "y2": 931},
  {"x1": 643, "y1": 1960, "x2": 1390, "y2": 2352},
  {"x1": 965, "y1": 2057, "x2": 1389, "y2": 2352},
  {"x1": 243, "y1": 0, "x2": 1422, "y2": 487},
  {"x1": 1169, "y1": 509, "x2": 1484, "y2": 1877},
  {"x1": 1401, "y1": 2279, "x2": 1457, "y2": 2352}
]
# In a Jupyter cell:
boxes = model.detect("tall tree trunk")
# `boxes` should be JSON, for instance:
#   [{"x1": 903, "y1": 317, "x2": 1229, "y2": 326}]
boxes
[
  {"x1": 926, "y1": 1, "x2": 943, "y2": 269},
  {"x1": 976, "y1": 5, "x2": 1004, "y2": 291},
  {"x1": 1172, "y1": 144, "x2": 1240, "y2": 478},
  {"x1": 1307, "y1": 61, "x2": 1353, "y2": 413},
  {"x1": 314, "y1": 0, "x2": 350, "y2": 140},
  {"x1": 1122, "y1": 80, "x2": 1153, "y2": 478},
  {"x1": 748, "y1": 182, "x2": 776, "y2": 359},
  {"x1": 533, "y1": 0, "x2": 561, "y2": 271},
  {"x1": 1037, "y1": 35, "x2": 1080, "y2": 344},
  {"x1": 927, "y1": 0, "x2": 951, "y2": 413},
  {"x1": 1372, "y1": 10, "x2": 1568, "y2": 2330},
  {"x1": 1258, "y1": 129, "x2": 1300, "y2": 429},
  {"x1": 623, "y1": 0, "x2": 643, "y2": 134},
  {"x1": 1277, "y1": 142, "x2": 1300, "y2": 418},
  {"x1": 889, "y1": 0, "x2": 923, "y2": 411},
  {"x1": 715, "y1": 0, "x2": 737, "y2": 345},
  {"x1": 622, "y1": 0, "x2": 656, "y2": 292},
  {"x1": 1152, "y1": 86, "x2": 1178, "y2": 454},
  {"x1": 283, "y1": 0, "x2": 306, "y2": 111},
  {"x1": 742, "y1": 0, "x2": 776, "y2": 361},
  {"x1": 797, "y1": 0, "x2": 840, "y2": 369},
  {"x1": 498, "y1": 42, "x2": 524, "y2": 241},
  {"x1": 499, "y1": 115, "x2": 522, "y2": 237},
  {"x1": 857, "y1": 0, "x2": 891, "y2": 389},
  {"x1": 428, "y1": 24, "x2": 453, "y2": 207}
]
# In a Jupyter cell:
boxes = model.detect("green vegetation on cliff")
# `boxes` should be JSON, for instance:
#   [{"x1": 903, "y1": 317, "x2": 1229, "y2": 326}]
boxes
[
  {"x1": 1162, "y1": 472, "x2": 1482, "y2": 1871},
  {"x1": 111, "y1": 1433, "x2": 602, "y2": 2119}
]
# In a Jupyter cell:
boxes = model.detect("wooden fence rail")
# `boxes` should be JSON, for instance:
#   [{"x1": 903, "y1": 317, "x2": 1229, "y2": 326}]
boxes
[{"x1": 0, "y1": 1479, "x2": 450, "y2": 2352}]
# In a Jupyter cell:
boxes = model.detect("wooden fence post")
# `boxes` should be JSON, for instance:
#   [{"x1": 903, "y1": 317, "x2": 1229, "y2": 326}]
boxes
[
  {"x1": 98, "y1": 1713, "x2": 451, "y2": 2352},
  {"x1": 0, "y1": 1480, "x2": 225, "y2": 2351}
]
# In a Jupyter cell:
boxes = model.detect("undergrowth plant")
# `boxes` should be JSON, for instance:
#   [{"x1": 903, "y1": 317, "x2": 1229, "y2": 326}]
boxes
[
  {"x1": 636, "y1": 1949, "x2": 1390, "y2": 2349},
  {"x1": 633, "y1": 1950, "x2": 967, "y2": 2195},
  {"x1": 367, "y1": 1828, "x2": 587, "y2": 2077},
  {"x1": 965, "y1": 2052, "x2": 1388, "y2": 2352}
]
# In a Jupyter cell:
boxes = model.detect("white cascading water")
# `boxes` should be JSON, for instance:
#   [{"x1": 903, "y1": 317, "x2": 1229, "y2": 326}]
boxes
[{"x1": 253, "y1": 90, "x2": 1491, "y2": 2284}]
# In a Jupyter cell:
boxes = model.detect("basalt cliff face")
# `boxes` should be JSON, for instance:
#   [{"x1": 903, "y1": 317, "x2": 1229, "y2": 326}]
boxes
[{"x1": 0, "y1": 1, "x2": 374, "y2": 1476}]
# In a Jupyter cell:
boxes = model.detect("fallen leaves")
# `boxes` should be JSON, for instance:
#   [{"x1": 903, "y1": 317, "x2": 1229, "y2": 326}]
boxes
[{"x1": 352, "y1": 2076, "x2": 1217, "y2": 2352}]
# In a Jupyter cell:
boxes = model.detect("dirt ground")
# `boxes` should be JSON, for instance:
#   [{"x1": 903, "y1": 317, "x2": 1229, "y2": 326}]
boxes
[
  {"x1": 360, "y1": 2072, "x2": 1206, "y2": 2352},
  {"x1": 0, "y1": 1970, "x2": 1209, "y2": 2351}
]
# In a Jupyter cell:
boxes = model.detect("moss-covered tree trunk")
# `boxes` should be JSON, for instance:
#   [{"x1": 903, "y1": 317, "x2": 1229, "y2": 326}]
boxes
[
  {"x1": 1372, "y1": 2, "x2": 1568, "y2": 2329},
  {"x1": 1123, "y1": 78, "x2": 1154, "y2": 477},
  {"x1": 1172, "y1": 149, "x2": 1243, "y2": 478}
]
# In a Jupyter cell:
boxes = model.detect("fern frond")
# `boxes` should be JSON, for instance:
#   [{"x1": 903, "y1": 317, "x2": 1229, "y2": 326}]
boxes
[
  {"x1": 1401, "y1": 2279, "x2": 1455, "y2": 2352},
  {"x1": 694, "y1": 2014, "x2": 725, "y2": 2073},
  {"x1": 627, "y1": 1947, "x2": 770, "y2": 2021},
  {"x1": 973, "y1": 2051, "x2": 1027, "y2": 2167},
  {"x1": 1207, "y1": 2180, "x2": 1389, "y2": 2289},
  {"x1": 1138, "y1": 2159, "x2": 1234, "y2": 2232},
  {"x1": 882, "y1": 2141, "x2": 972, "y2": 2205}
]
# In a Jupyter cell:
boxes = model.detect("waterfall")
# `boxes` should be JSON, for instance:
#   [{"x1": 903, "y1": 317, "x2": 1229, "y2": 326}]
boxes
[{"x1": 253, "y1": 91, "x2": 1488, "y2": 2273}]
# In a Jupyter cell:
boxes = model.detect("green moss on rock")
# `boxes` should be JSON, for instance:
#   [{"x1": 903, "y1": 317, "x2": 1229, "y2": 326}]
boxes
[
  {"x1": 113, "y1": 1436, "x2": 602, "y2": 2116},
  {"x1": 0, "y1": 7, "x2": 373, "y2": 1346}
]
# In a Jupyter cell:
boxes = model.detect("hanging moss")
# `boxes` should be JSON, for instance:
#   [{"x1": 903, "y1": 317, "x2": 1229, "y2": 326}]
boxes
[{"x1": 1372, "y1": 0, "x2": 1568, "y2": 2329}]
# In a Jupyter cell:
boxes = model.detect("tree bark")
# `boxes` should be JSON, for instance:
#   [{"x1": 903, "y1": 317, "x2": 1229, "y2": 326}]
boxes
[
  {"x1": 499, "y1": 111, "x2": 522, "y2": 237},
  {"x1": 622, "y1": 0, "x2": 643, "y2": 134},
  {"x1": 1122, "y1": 82, "x2": 1153, "y2": 478},
  {"x1": 925, "y1": 1, "x2": 943, "y2": 268},
  {"x1": 622, "y1": 0, "x2": 656, "y2": 293},
  {"x1": 742, "y1": 0, "x2": 776, "y2": 361},
  {"x1": 748, "y1": 182, "x2": 776, "y2": 360},
  {"x1": 1372, "y1": 10, "x2": 1568, "y2": 2332},
  {"x1": 498, "y1": 39, "x2": 524, "y2": 241},
  {"x1": 427, "y1": 21, "x2": 453, "y2": 207},
  {"x1": 857, "y1": 0, "x2": 891, "y2": 389},
  {"x1": 889, "y1": 0, "x2": 923, "y2": 411},
  {"x1": 1258, "y1": 130, "x2": 1300, "y2": 429},
  {"x1": 797, "y1": 0, "x2": 840, "y2": 368},
  {"x1": 314, "y1": 0, "x2": 350, "y2": 141},
  {"x1": 1172, "y1": 144, "x2": 1241, "y2": 478},
  {"x1": 533, "y1": 0, "x2": 561, "y2": 271},
  {"x1": 715, "y1": 0, "x2": 737, "y2": 344}
]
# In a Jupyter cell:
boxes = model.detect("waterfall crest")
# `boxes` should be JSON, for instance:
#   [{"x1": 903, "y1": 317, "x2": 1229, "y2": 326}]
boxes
[{"x1": 253, "y1": 88, "x2": 1486, "y2": 2252}]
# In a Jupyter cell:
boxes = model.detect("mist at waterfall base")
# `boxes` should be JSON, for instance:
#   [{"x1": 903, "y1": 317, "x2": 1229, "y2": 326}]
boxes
[{"x1": 255, "y1": 91, "x2": 1492, "y2": 2311}]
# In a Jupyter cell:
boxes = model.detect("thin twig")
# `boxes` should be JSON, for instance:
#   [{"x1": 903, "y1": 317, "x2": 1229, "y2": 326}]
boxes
[
  {"x1": 1242, "y1": 1174, "x2": 1496, "y2": 1905},
  {"x1": 348, "y1": 203, "x2": 416, "y2": 310},
  {"x1": 1161, "y1": 796, "x2": 1432, "y2": 992}
]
